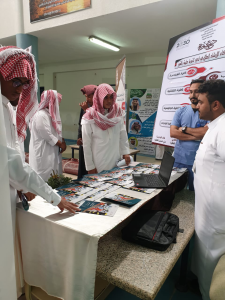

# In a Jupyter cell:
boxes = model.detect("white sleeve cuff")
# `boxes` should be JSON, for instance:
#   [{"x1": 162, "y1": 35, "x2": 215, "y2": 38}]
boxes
[
  {"x1": 48, "y1": 190, "x2": 61, "y2": 206},
  {"x1": 49, "y1": 136, "x2": 58, "y2": 146}
]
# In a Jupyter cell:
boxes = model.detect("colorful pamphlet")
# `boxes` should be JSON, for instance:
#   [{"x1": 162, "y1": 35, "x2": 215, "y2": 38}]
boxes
[
  {"x1": 103, "y1": 193, "x2": 141, "y2": 206},
  {"x1": 128, "y1": 186, "x2": 155, "y2": 194},
  {"x1": 109, "y1": 178, "x2": 133, "y2": 187},
  {"x1": 61, "y1": 193, "x2": 85, "y2": 203},
  {"x1": 57, "y1": 183, "x2": 93, "y2": 195},
  {"x1": 143, "y1": 168, "x2": 154, "y2": 174},
  {"x1": 76, "y1": 179, "x2": 103, "y2": 187},
  {"x1": 79, "y1": 201, "x2": 119, "y2": 217}
]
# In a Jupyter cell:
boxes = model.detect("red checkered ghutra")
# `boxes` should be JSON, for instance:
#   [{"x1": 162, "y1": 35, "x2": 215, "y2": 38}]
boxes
[
  {"x1": 30, "y1": 90, "x2": 62, "y2": 137},
  {"x1": 0, "y1": 46, "x2": 38, "y2": 141},
  {"x1": 82, "y1": 83, "x2": 124, "y2": 130}
]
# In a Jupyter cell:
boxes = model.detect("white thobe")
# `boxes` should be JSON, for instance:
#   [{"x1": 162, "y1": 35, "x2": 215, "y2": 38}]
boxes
[
  {"x1": 29, "y1": 109, "x2": 62, "y2": 182},
  {"x1": 192, "y1": 112, "x2": 225, "y2": 300},
  {"x1": 2, "y1": 95, "x2": 61, "y2": 297},
  {"x1": 82, "y1": 119, "x2": 129, "y2": 172}
]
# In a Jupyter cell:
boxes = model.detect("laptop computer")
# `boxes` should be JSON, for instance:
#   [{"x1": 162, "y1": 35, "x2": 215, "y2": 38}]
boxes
[{"x1": 132, "y1": 151, "x2": 175, "y2": 188}]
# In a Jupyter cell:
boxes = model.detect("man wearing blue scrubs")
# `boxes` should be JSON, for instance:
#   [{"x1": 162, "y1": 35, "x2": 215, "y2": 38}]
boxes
[{"x1": 170, "y1": 79, "x2": 208, "y2": 190}]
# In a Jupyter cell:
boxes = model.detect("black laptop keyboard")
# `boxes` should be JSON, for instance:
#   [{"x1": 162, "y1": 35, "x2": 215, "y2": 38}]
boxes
[{"x1": 143, "y1": 174, "x2": 164, "y2": 185}]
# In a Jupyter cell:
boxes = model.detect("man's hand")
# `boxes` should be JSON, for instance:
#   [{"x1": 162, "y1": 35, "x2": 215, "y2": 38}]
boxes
[
  {"x1": 79, "y1": 101, "x2": 89, "y2": 112},
  {"x1": 88, "y1": 168, "x2": 97, "y2": 174},
  {"x1": 60, "y1": 140, "x2": 67, "y2": 153},
  {"x1": 56, "y1": 140, "x2": 67, "y2": 153},
  {"x1": 123, "y1": 154, "x2": 131, "y2": 166},
  {"x1": 58, "y1": 198, "x2": 81, "y2": 214},
  {"x1": 24, "y1": 192, "x2": 36, "y2": 201},
  {"x1": 77, "y1": 138, "x2": 83, "y2": 146}
]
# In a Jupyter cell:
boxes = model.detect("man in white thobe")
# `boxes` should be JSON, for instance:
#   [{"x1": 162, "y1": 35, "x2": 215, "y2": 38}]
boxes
[
  {"x1": 0, "y1": 46, "x2": 80, "y2": 298},
  {"x1": 81, "y1": 84, "x2": 130, "y2": 173},
  {"x1": 29, "y1": 90, "x2": 66, "y2": 181},
  {"x1": 192, "y1": 79, "x2": 225, "y2": 300}
]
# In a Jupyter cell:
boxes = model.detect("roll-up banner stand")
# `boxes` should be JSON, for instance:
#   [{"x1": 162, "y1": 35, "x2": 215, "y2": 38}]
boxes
[
  {"x1": 128, "y1": 88, "x2": 160, "y2": 155},
  {"x1": 153, "y1": 16, "x2": 225, "y2": 147},
  {"x1": 116, "y1": 55, "x2": 126, "y2": 111}
]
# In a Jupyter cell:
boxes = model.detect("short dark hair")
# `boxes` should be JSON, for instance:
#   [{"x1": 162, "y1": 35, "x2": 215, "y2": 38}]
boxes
[
  {"x1": 198, "y1": 79, "x2": 225, "y2": 108},
  {"x1": 190, "y1": 79, "x2": 205, "y2": 86}
]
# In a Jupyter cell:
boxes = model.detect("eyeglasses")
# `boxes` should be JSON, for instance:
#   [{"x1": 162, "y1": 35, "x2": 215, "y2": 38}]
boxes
[{"x1": 12, "y1": 80, "x2": 30, "y2": 90}]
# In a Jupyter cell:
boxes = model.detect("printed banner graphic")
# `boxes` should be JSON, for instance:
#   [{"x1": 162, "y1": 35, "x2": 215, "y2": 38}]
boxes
[
  {"x1": 128, "y1": 88, "x2": 160, "y2": 155},
  {"x1": 30, "y1": 0, "x2": 91, "y2": 23},
  {"x1": 153, "y1": 16, "x2": 225, "y2": 147}
]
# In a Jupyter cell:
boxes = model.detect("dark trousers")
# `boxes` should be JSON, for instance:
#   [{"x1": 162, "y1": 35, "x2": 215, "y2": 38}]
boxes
[
  {"x1": 174, "y1": 162, "x2": 194, "y2": 191},
  {"x1": 78, "y1": 145, "x2": 88, "y2": 178}
]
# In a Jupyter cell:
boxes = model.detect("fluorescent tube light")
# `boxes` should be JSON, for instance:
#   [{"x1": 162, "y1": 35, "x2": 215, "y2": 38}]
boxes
[{"x1": 89, "y1": 36, "x2": 120, "y2": 52}]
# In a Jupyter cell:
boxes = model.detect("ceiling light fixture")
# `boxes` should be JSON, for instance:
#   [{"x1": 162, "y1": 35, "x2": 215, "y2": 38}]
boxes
[{"x1": 89, "y1": 36, "x2": 120, "y2": 52}]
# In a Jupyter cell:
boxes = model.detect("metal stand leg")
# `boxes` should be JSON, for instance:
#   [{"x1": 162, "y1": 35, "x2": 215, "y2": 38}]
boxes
[
  {"x1": 175, "y1": 242, "x2": 190, "y2": 292},
  {"x1": 134, "y1": 154, "x2": 137, "y2": 162},
  {"x1": 72, "y1": 149, "x2": 74, "y2": 158}
]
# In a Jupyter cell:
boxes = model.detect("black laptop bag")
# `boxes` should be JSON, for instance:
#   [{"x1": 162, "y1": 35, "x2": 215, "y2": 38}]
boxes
[{"x1": 122, "y1": 210, "x2": 181, "y2": 251}]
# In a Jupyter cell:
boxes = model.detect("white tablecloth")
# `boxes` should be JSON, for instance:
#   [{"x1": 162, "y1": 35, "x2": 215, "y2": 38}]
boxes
[{"x1": 17, "y1": 172, "x2": 183, "y2": 300}]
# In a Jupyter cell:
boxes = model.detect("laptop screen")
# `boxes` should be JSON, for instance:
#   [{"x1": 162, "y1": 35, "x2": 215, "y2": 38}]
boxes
[{"x1": 159, "y1": 152, "x2": 175, "y2": 185}]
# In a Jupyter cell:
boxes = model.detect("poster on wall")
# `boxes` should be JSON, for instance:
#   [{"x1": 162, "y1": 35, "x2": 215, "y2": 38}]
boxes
[
  {"x1": 128, "y1": 88, "x2": 160, "y2": 155},
  {"x1": 115, "y1": 56, "x2": 126, "y2": 111},
  {"x1": 152, "y1": 16, "x2": 225, "y2": 147},
  {"x1": 30, "y1": 0, "x2": 91, "y2": 23}
]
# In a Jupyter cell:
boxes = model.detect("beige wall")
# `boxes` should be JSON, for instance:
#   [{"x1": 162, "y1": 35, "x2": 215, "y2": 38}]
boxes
[{"x1": 39, "y1": 50, "x2": 166, "y2": 139}]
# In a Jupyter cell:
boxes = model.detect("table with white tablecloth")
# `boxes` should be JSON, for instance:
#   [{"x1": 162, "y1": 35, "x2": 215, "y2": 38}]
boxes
[{"x1": 17, "y1": 171, "x2": 185, "y2": 300}]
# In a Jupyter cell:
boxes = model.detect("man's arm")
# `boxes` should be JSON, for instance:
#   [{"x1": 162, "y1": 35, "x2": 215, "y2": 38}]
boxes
[
  {"x1": 170, "y1": 125, "x2": 199, "y2": 141},
  {"x1": 7, "y1": 146, "x2": 80, "y2": 213},
  {"x1": 183, "y1": 126, "x2": 208, "y2": 139}
]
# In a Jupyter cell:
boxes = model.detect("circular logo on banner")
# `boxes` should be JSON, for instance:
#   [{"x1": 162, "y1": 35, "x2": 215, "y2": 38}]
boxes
[
  {"x1": 187, "y1": 67, "x2": 197, "y2": 76},
  {"x1": 206, "y1": 72, "x2": 220, "y2": 80},
  {"x1": 183, "y1": 85, "x2": 190, "y2": 95}
]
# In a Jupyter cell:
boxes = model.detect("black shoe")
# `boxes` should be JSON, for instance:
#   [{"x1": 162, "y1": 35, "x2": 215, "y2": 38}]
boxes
[{"x1": 188, "y1": 278, "x2": 202, "y2": 296}]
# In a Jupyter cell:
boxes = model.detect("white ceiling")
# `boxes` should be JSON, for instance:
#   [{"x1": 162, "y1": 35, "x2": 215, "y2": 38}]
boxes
[{"x1": 0, "y1": 0, "x2": 217, "y2": 64}]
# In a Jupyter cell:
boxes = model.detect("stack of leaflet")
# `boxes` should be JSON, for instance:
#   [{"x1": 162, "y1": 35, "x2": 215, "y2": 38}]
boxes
[
  {"x1": 77, "y1": 163, "x2": 181, "y2": 195},
  {"x1": 56, "y1": 181, "x2": 121, "y2": 217},
  {"x1": 78, "y1": 201, "x2": 119, "y2": 217}
]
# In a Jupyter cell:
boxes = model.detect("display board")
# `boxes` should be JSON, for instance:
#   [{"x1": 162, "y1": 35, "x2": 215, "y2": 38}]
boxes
[
  {"x1": 152, "y1": 16, "x2": 225, "y2": 147},
  {"x1": 30, "y1": 0, "x2": 91, "y2": 23},
  {"x1": 128, "y1": 88, "x2": 160, "y2": 155}
]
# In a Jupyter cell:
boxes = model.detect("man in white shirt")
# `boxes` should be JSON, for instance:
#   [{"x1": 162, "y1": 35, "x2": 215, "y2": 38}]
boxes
[
  {"x1": 192, "y1": 79, "x2": 225, "y2": 300},
  {"x1": 29, "y1": 90, "x2": 66, "y2": 181}
]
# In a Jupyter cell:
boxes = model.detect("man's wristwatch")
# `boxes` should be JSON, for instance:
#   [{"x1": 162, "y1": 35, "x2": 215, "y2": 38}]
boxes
[{"x1": 182, "y1": 126, "x2": 187, "y2": 133}]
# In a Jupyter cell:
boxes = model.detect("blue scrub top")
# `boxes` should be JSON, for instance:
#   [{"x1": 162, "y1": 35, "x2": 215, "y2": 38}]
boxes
[{"x1": 171, "y1": 105, "x2": 208, "y2": 166}]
